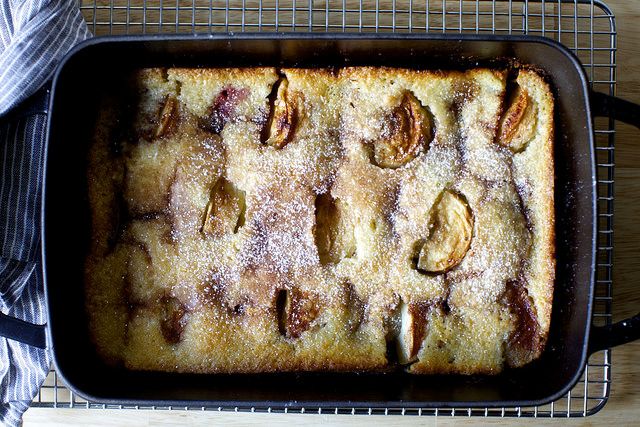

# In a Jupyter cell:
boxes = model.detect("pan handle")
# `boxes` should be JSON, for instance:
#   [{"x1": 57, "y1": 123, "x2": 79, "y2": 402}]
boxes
[
  {"x1": 0, "y1": 312, "x2": 46, "y2": 349},
  {"x1": 588, "y1": 91, "x2": 640, "y2": 354}
]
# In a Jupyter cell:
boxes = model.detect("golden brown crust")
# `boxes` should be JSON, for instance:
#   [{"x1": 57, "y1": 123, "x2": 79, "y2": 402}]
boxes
[
  {"x1": 86, "y1": 66, "x2": 555, "y2": 374},
  {"x1": 508, "y1": 70, "x2": 556, "y2": 363}
]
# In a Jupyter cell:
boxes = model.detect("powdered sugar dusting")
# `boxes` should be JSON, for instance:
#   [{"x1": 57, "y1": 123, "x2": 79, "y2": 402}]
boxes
[
  {"x1": 240, "y1": 187, "x2": 319, "y2": 276},
  {"x1": 87, "y1": 66, "x2": 553, "y2": 374}
]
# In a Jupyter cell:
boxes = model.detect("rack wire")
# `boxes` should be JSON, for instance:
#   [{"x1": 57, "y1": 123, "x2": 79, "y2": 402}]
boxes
[{"x1": 31, "y1": 0, "x2": 617, "y2": 418}]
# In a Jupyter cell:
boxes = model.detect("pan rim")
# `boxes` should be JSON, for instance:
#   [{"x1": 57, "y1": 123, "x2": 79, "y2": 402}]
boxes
[{"x1": 42, "y1": 33, "x2": 597, "y2": 409}]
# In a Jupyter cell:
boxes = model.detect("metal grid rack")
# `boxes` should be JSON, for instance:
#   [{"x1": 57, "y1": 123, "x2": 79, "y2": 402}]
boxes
[{"x1": 32, "y1": 0, "x2": 617, "y2": 418}]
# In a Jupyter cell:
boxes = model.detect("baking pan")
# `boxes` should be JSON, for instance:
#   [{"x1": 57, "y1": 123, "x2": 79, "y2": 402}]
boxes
[{"x1": 2, "y1": 33, "x2": 639, "y2": 409}]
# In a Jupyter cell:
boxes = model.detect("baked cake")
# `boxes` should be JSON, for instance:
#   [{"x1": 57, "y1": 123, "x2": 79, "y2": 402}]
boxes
[{"x1": 86, "y1": 66, "x2": 555, "y2": 374}]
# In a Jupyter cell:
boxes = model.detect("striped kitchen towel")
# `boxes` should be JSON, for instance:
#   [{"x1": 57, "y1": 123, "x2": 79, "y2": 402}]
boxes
[{"x1": 0, "y1": 0, "x2": 89, "y2": 425}]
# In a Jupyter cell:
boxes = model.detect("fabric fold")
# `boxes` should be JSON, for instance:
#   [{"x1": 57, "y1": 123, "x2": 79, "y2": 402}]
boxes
[
  {"x1": 0, "y1": 0, "x2": 90, "y2": 117},
  {"x1": 1, "y1": 0, "x2": 90, "y2": 424}
]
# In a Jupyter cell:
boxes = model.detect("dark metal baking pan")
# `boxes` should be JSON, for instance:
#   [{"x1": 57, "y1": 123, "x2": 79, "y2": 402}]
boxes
[{"x1": 2, "y1": 33, "x2": 639, "y2": 409}]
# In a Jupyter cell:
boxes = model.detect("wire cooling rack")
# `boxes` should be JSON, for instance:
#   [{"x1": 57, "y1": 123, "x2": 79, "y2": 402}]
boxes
[{"x1": 31, "y1": 0, "x2": 617, "y2": 418}]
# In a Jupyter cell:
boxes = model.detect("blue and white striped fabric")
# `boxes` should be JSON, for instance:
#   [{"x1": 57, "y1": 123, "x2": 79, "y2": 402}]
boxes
[{"x1": 0, "y1": 0, "x2": 89, "y2": 424}]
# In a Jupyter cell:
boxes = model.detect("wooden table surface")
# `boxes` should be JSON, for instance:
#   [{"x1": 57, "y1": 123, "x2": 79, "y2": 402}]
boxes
[{"x1": 22, "y1": 0, "x2": 640, "y2": 424}]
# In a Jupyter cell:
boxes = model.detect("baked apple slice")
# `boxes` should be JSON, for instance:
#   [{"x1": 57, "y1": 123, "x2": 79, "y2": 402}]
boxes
[
  {"x1": 496, "y1": 85, "x2": 537, "y2": 152},
  {"x1": 396, "y1": 300, "x2": 428, "y2": 364},
  {"x1": 372, "y1": 91, "x2": 432, "y2": 168},
  {"x1": 417, "y1": 191, "x2": 474, "y2": 273},
  {"x1": 154, "y1": 96, "x2": 179, "y2": 138},
  {"x1": 263, "y1": 77, "x2": 300, "y2": 149},
  {"x1": 276, "y1": 288, "x2": 321, "y2": 339},
  {"x1": 160, "y1": 295, "x2": 188, "y2": 345},
  {"x1": 314, "y1": 193, "x2": 356, "y2": 265},
  {"x1": 201, "y1": 177, "x2": 246, "y2": 237},
  {"x1": 343, "y1": 282, "x2": 365, "y2": 334}
]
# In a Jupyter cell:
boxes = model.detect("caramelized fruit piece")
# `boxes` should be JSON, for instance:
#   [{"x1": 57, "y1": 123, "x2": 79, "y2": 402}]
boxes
[
  {"x1": 417, "y1": 191, "x2": 474, "y2": 273},
  {"x1": 372, "y1": 91, "x2": 433, "y2": 169},
  {"x1": 502, "y1": 279, "x2": 542, "y2": 367},
  {"x1": 397, "y1": 300, "x2": 428, "y2": 364},
  {"x1": 201, "y1": 87, "x2": 249, "y2": 134},
  {"x1": 155, "y1": 96, "x2": 179, "y2": 138},
  {"x1": 314, "y1": 193, "x2": 356, "y2": 265},
  {"x1": 201, "y1": 177, "x2": 246, "y2": 237},
  {"x1": 343, "y1": 282, "x2": 365, "y2": 334},
  {"x1": 496, "y1": 85, "x2": 537, "y2": 152},
  {"x1": 263, "y1": 78, "x2": 300, "y2": 149},
  {"x1": 276, "y1": 288, "x2": 321, "y2": 339},
  {"x1": 160, "y1": 295, "x2": 188, "y2": 345}
]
